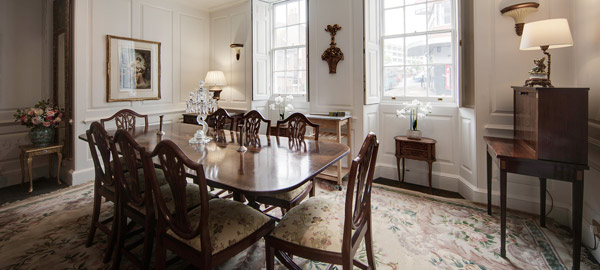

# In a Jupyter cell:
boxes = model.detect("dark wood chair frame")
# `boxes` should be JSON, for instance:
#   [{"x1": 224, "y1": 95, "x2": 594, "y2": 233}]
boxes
[
  {"x1": 100, "y1": 109, "x2": 149, "y2": 132},
  {"x1": 265, "y1": 133, "x2": 380, "y2": 270},
  {"x1": 237, "y1": 110, "x2": 272, "y2": 136},
  {"x1": 206, "y1": 108, "x2": 235, "y2": 131},
  {"x1": 85, "y1": 122, "x2": 119, "y2": 263},
  {"x1": 110, "y1": 129, "x2": 156, "y2": 269},
  {"x1": 145, "y1": 140, "x2": 276, "y2": 269},
  {"x1": 256, "y1": 113, "x2": 320, "y2": 216}
]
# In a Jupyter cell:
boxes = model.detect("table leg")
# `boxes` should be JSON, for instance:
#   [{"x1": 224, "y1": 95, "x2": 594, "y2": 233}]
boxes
[
  {"x1": 487, "y1": 151, "x2": 492, "y2": 215},
  {"x1": 402, "y1": 158, "x2": 405, "y2": 182},
  {"x1": 337, "y1": 123, "x2": 342, "y2": 187},
  {"x1": 27, "y1": 156, "x2": 33, "y2": 193},
  {"x1": 539, "y1": 178, "x2": 546, "y2": 227},
  {"x1": 500, "y1": 169, "x2": 507, "y2": 258},
  {"x1": 428, "y1": 161, "x2": 433, "y2": 194},
  {"x1": 347, "y1": 119, "x2": 352, "y2": 168},
  {"x1": 20, "y1": 152, "x2": 25, "y2": 187},
  {"x1": 56, "y1": 152, "x2": 63, "y2": 185},
  {"x1": 49, "y1": 154, "x2": 53, "y2": 177},
  {"x1": 572, "y1": 173, "x2": 584, "y2": 270},
  {"x1": 396, "y1": 156, "x2": 402, "y2": 184}
]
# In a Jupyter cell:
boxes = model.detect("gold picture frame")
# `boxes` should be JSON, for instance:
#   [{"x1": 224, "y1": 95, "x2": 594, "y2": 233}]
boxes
[{"x1": 106, "y1": 35, "x2": 161, "y2": 102}]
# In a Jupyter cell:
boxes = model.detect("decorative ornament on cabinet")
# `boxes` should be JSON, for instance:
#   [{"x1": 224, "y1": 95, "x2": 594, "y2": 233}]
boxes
[{"x1": 321, "y1": 24, "x2": 344, "y2": 74}]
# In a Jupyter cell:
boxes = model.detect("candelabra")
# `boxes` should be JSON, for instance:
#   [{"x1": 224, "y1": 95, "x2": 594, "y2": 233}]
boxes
[{"x1": 188, "y1": 81, "x2": 217, "y2": 145}]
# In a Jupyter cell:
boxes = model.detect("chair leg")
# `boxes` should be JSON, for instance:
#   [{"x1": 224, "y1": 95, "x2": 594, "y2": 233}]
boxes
[
  {"x1": 309, "y1": 178, "x2": 316, "y2": 197},
  {"x1": 86, "y1": 188, "x2": 102, "y2": 247},
  {"x1": 111, "y1": 203, "x2": 125, "y2": 268},
  {"x1": 104, "y1": 200, "x2": 119, "y2": 263},
  {"x1": 365, "y1": 218, "x2": 376, "y2": 269},
  {"x1": 154, "y1": 233, "x2": 167, "y2": 270},
  {"x1": 142, "y1": 217, "x2": 155, "y2": 270},
  {"x1": 266, "y1": 240, "x2": 275, "y2": 270}
]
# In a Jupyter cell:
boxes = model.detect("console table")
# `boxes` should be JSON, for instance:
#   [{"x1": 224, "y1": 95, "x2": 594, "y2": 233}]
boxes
[
  {"x1": 20, "y1": 144, "x2": 63, "y2": 193},
  {"x1": 486, "y1": 86, "x2": 589, "y2": 270},
  {"x1": 395, "y1": 136, "x2": 436, "y2": 193}
]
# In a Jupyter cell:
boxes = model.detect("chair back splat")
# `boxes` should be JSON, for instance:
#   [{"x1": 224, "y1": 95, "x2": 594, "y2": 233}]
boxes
[
  {"x1": 344, "y1": 133, "x2": 379, "y2": 254},
  {"x1": 276, "y1": 112, "x2": 319, "y2": 150},
  {"x1": 207, "y1": 108, "x2": 234, "y2": 131},
  {"x1": 100, "y1": 109, "x2": 149, "y2": 132},
  {"x1": 86, "y1": 122, "x2": 115, "y2": 188},
  {"x1": 145, "y1": 140, "x2": 212, "y2": 259}
]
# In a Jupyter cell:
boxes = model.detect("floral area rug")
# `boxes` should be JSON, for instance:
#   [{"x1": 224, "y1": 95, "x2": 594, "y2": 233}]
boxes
[{"x1": 0, "y1": 180, "x2": 598, "y2": 270}]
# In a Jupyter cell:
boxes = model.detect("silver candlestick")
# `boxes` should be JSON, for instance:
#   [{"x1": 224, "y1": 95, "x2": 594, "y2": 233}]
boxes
[
  {"x1": 237, "y1": 123, "x2": 247, "y2": 152},
  {"x1": 157, "y1": 115, "x2": 165, "y2": 135}
]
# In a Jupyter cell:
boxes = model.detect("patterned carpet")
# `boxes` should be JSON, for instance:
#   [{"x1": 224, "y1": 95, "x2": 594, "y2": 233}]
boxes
[{"x1": 0, "y1": 180, "x2": 598, "y2": 270}]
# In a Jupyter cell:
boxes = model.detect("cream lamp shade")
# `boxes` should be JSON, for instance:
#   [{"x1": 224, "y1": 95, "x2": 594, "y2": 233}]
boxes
[
  {"x1": 520, "y1": 18, "x2": 573, "y2": 50},
  {"x1": 204, "y1": 71, "x2": 227, "y2": 86}
]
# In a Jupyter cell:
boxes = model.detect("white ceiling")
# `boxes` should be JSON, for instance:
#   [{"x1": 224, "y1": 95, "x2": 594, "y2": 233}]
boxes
[{"x1": 174, "y1": 0, "x2": 248, "y2": 11}]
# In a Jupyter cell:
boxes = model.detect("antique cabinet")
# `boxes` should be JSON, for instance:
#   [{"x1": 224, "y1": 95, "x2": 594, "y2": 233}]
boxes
[{"x1": 513, "y1": 86, "x2": 589, "y2": 165}]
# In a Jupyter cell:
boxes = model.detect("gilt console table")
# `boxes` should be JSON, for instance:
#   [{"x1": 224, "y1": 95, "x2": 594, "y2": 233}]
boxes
[{"x1": 19, "y1": 144, "x2": 63, "y2": 193}]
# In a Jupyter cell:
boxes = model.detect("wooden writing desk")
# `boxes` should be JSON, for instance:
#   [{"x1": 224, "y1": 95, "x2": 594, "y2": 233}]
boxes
[{"x1": 485, "y1": 137, "x2": 588, "y2": 270}]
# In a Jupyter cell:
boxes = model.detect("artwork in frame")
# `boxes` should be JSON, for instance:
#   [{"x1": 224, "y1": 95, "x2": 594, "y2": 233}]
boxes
[{"x1": 106, "y1": 35, "x2": 161, "y2": 102}]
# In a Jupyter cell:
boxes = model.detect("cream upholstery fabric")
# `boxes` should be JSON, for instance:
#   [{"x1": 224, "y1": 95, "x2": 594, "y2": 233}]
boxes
[
  {"x1": 269, "y1": 197, "x2": 345, "y2": 252},
  {"x1": 270, "y1": 182, "x2": 311, "y2": 201},
  {"x1": 167, "y1": 199, "x2": 271, "y2": 254}
]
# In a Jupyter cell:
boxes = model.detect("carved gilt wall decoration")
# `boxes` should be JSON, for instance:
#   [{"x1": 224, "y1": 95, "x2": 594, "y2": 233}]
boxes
[{"x1": 321, "y1": 24, "x2": 344, "y2": 74}]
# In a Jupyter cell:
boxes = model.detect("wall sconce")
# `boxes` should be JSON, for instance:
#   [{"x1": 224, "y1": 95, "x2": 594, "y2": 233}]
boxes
[
  {"x1": 230, "y1": 44, "x2": 244, "y2": 61},
  {"x1": 499, "y1": 1, "x2": 540, "y2": 36}
]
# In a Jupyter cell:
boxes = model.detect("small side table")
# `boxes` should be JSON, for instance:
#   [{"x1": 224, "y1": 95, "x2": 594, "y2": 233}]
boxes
[
  {"x1": 19, "y1": 144, "x2": 63, "y2": 193},
  {"x1": 394, "y1": 136, "x2": 436, "y2": 193}
]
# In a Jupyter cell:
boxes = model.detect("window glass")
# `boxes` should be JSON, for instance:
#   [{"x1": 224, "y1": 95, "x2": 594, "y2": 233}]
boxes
[
  {"x1": 272, "y1": 0, "x2": 307, "y2": 95},
  {"x1": 381, "y1": 0, "x2": 456, "y2": 99}
]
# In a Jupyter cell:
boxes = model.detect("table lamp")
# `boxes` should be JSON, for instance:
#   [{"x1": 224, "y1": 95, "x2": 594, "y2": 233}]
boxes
[
  {"x1": 204, "y1": 71, "x2": 227, "y2": 100},
  {"x1": 519, "y1": 18, "x2": 573, "y2": 87}
]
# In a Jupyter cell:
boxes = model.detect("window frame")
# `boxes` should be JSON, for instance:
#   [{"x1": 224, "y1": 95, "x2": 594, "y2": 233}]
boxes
[
  {"x1": 379, "y1": 0, "x2": 460, "y2": 104},
  {"x1": 270, "y1": 0, "x2": 308, "y2": 99}
]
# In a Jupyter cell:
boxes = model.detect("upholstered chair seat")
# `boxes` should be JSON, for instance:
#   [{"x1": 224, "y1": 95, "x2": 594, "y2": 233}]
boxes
[
  {"x1": 128, "y1": 182, "x2": 211, "y2": 215},
  {"x1": 269, "y1": 197, "x2": 345, "y2": 252},
  {"x1": 270, "y1": 182, "x2": 312, "y2": 201},
  {"x1": 167, "y1": 198, "x2": 272, "y2": 254}
]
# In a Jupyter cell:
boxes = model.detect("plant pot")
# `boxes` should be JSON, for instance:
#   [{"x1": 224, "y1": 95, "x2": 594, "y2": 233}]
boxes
[
  {"x1": 29, "y1": 125, "x2": 55, "y2": 146},
  {"x1": 406, "y1": 129, "x2": 422, "y2": 140}
]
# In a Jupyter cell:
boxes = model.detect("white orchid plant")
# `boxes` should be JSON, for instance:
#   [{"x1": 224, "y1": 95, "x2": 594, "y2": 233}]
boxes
[
  {"x1": 269, "y1": 95, "x2": 294, "y2": 120},
  {"x1": 396, "y1": 99, "x2": 432, "y2": 131}
]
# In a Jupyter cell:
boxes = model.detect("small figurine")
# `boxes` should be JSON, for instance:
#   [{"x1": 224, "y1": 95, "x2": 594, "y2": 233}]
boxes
[
  {"x1": 530, "y1": 57, "x2": 547, "y2": 74},
  {"x1": 524, "y1": 57, "x2": 552, "y2": 87}
]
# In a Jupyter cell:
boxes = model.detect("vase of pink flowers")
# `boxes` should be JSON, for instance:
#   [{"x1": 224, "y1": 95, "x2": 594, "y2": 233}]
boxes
[{"x1": 14, "y1": 100, "x2": 64, "y2": 146}]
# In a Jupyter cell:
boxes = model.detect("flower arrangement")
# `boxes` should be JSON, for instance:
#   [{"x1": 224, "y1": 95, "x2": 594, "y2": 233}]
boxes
[
  {"x1": 396, "y1": 99, "x2": 432, "y2": 132},
  {"x1": 269, "y1": 95, "x2": 294, "y2": 120},
  {"x1": 14, "y1": 100, "x2": 64, "y2": 128}
]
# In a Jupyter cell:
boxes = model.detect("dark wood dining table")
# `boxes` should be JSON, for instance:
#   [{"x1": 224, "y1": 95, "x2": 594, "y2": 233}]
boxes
[{"x1": 79, "y1": 123, "x2": 350, "y2": 202}]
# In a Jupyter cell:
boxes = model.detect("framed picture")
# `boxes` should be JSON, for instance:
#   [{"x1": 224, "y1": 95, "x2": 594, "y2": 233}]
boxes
[{"x1": 106, "y1": 35, "x2": 161, "y2": 102}]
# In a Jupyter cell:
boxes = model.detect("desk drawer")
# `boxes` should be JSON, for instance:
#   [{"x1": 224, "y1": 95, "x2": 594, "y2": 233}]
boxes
[
  {"x1": 400, "y1": 141, "x2": 428, "y2": 151},
  {"x1": 399, "y1": 149, "x2": 428, "y2": 158}
]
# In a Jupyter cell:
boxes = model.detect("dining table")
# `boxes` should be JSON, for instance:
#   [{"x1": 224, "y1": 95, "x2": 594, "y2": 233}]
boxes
[{"x1": 79, "y1": 122, "x2": 350, "y2": 207}]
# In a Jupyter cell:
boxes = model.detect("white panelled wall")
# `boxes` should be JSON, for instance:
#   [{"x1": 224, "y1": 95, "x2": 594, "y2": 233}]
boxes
[
  {"x1": 0, "y1": 0, "x2": 54, "y2": 187},
  {"x1": 71, "y1": 0, "x2": 210, "y2": 184}
]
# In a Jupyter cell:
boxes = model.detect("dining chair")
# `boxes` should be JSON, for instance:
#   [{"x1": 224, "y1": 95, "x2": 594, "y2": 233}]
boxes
[
  {"x1": 85, "y1": 122, "x2": 119, "y2": 263},
  {"x1": 100, "y1": 109, "x2": 149, "y2": 132},
  {"x1": 276, "y1": 112, "x2": 320, "y2": 149},
  {"x1": 238, "y1": 110, "x2": 271, "y2": 136},
  {"x1": 145, "y1": 140, "x2": 276, "y2": 269},
  {"x1": 256, "y1": 112, "x2": 320, "y2": 215},
  {"x1": 110, "y1": 130, "x2": 205, "y2": 269},
  {"x1": 206, "y1": 108, "x2": 234, "y2": 131},
  {"x1": 265, "y1": 133, "x2": 379, "y2": 270}
]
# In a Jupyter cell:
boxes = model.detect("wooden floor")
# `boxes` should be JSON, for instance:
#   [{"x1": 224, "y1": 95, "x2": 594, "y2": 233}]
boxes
[
  {"x1": 373, "y1": 177, "x2": 464, "y2": 199},
  {"x1": 0, "y1": 177, "x2": 67, "y2": 206}
]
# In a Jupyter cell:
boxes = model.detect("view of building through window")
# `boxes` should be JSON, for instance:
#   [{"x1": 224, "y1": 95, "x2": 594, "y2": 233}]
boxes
[
  {"x1": 272, "y1": 0, "x2": 307, "y2": 95},
  {"x1": 382, "y1": 0, "x2": 455, "y2": 99}
]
